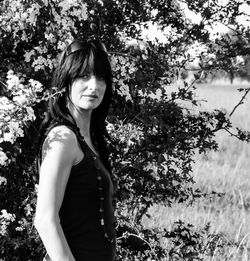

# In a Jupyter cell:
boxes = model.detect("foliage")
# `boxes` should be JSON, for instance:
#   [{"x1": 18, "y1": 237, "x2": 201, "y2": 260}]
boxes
[{"x1": 0, "y1": 0, "x2": 250, "y2": 260}]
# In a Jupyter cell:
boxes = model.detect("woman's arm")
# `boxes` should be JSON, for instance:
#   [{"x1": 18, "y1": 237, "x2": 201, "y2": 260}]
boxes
[{"x1": 34, "y1": 126, "x2": 79, "y2": 261}]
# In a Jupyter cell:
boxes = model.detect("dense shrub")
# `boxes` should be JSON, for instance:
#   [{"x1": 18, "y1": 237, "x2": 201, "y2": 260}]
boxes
[{"x1": 0, "y1": 0, "x2": 250, "y2": 260}]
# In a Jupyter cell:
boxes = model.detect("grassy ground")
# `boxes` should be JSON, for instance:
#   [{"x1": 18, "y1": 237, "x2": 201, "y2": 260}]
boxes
[{"x1": 144, "y1": 82, "x2": 250, "y2": 260}]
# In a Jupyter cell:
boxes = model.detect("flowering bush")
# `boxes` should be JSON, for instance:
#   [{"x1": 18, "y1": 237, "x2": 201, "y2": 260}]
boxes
[
  {"x1": 110, "y1": 54, "x2": 137, "y2": 101},
  {"x1": 1, "y1": 0, "x2": 250, "y2": 260}
]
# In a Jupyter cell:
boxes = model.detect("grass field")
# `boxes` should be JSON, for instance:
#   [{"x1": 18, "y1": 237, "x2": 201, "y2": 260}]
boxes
[{"x1": 144, "y1": 81, "x2": 250, "y2": 260}]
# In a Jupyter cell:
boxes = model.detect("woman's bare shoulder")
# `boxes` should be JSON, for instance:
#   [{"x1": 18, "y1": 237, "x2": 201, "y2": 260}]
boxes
[
  {"x1": 42, "y1": 125, "x2": 78, "y2": 161},
  {"x1": 46, "y1": 125, "x2": 77, "y2": 140}
]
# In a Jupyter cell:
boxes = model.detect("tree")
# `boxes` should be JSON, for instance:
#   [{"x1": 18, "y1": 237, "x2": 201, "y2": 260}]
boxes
[{"x1": 0, "y1": 0, "x2": 250, "y2": 260}]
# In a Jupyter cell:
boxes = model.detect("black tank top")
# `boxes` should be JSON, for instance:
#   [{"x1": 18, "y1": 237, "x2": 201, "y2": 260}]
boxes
[{"x1": 51, "y1": 125, "x2": 116, "y2": 261}]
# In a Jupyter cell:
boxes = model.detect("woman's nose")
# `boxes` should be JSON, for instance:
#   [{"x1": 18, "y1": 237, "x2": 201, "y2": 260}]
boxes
[{"x1": 88, "y1": 76, "x2": 98, "y2": 90}]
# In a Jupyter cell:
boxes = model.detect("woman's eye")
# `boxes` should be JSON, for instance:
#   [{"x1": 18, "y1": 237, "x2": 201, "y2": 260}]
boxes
[{"x1": 82, "y1": 74, "x2": 90, "y2": 79}]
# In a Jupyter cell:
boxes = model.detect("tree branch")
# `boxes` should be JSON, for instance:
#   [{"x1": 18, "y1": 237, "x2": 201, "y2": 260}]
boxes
[
  {"x1": 0, "y1": 80, "x2": 7, "y2": 88},
  {"x1": 224, "y1": 128, "x2": 242, "y2": 139},
  {"x1": 108, "y1": 51, "x2": 136, "y2": 60},
  {"x1": 229, "y1": 87, "x2": 250, "y2": 117}
]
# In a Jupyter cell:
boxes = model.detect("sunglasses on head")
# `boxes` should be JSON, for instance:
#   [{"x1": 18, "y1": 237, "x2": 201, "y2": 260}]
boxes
[{"x1": 65, "y1": 39, "x2": 107, "y2": 57}]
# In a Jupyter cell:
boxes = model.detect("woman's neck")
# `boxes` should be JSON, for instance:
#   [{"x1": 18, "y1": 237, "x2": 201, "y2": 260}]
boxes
[{"x1": 68, "y1": 104, "x2": 92, "y2": 139}]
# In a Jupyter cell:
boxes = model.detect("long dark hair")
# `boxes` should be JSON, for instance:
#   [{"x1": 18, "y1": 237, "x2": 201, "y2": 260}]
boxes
[{"x1": 38, "y1": 38, "x2": 113, "y2": 172}]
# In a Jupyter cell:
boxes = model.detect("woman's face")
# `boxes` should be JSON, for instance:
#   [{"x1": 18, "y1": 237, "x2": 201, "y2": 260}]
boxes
[{"x1": 69, "y1": 73, "x2": 106, "y2": 111}]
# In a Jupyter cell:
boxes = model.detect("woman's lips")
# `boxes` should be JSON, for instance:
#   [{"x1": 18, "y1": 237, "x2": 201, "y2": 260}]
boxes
[{"x1": 82, "y1": 94, "x2": 98, "y2": 98}]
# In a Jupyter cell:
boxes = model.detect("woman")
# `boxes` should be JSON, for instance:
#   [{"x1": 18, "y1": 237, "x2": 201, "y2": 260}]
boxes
[{"x1": 34, "y1": 38, "x2": 116, "y2": 261}]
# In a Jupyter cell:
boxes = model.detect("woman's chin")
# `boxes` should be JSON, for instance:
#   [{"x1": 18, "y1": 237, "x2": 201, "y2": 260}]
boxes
[{"x1": 79, "y1": 103, "x2": 100, "y2": 112}]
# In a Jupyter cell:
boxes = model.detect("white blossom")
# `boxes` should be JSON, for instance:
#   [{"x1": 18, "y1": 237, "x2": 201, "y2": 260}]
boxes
[
  {"x1": 106, "y1": 122, "x2": 115, "y2": 133},
  {"x1": 44, "y1": 32, "x2": 56, "y2": 42},
  {"x1": 32, "y1": 56, "x2": 48, "y2": 71},
  {"x1": 0, "y1": 97, "x2": 15, "y2": 111},
  {"x1": 25, "y1": 107, "x2": 36, "y2": 121},
  {"x1": 0, "y1": 122, "x2": 24, "y2": 144},
  {"x1": 2, "y1": 1, "x2": 87, "y2": 70},
  {"x1": 0, "y1": 176, "x2": 7, "y2": 186},
  {"x1": 0, "y1": 210, "x2": 15, "y2": 221},
  {"x1": 109, "y1": 122, "x2": 144, "y2": 147},
  {"x1": 57, "y1": 40, "x2": 67, "y2": 51},
  {"x1": 9, "y1": 121, "x2": 24, "y2": 138},
  {"x1": 26, "y1": 3, "x2": 41, "y2": 25},
  {"x1": 110, "y1": 54, "x2": 137, "y2": 102},
  {"x1": 117, "y1": 84, "x2": 132, "y2": 102},
  {"x1": 0, "y1": 210, "x2": 16, "y2": 236},
  {"x1": 15, "y1": 218, "x2": 29, "y2": 232},
  {"x1": 2, "y1": 132, "x2": 15, "y2": 144},
  {"x1": 29, "y1": 79, "x2": 43, "y2": 92},
  {"x1": 6, "y1": 70, "x2": 20, "y2": 90},
  {"x1": 24, "y1": 50, "x2": 35, "y2": 63},
  {"x1": 24, "y1": 204, "x2": 33, "y2": 216},
  {"x1": 13, "y1": 94, "x2": 29, "y2": 105},
  {"x1": 34, "y1": 45, "x2": 48, "y2": 55},
  {"x1": 0, "y1": 150, "x2": 8, "y2": 166},
  {"x1": 35, "y1": 184, "x2": 39, "y2": 194}
]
